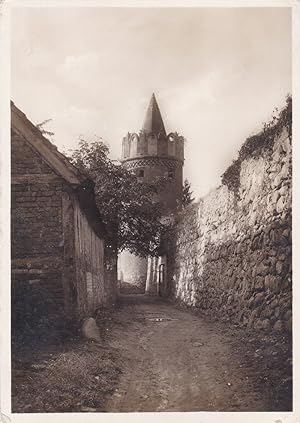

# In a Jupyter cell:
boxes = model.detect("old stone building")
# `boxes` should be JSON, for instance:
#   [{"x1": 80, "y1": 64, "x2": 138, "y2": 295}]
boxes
[
  {"x1": 11, "y1": 102, "x2": 116, "y2": 327},
  {"x1": 118, "y1": 94, "x2": 184, "y2": 294}
]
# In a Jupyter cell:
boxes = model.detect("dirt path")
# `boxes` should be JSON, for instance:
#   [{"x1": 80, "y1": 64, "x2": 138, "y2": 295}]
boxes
[{"x1": 103, "y1": 295, "x2": 268, "y2": 412}]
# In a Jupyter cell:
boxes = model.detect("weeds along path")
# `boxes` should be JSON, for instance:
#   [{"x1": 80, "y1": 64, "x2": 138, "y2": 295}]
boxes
[{"x1": 102, "y1": 295, "x2": 269, "y2": 412}]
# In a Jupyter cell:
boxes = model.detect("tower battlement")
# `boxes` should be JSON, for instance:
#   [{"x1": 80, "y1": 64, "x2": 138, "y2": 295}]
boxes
[
  {"x1": 121, "y1": 93, "x2": 184, "y2": 167},
  {"x1": 121, "y1": 130, "x2": 184, "y2": 164}
]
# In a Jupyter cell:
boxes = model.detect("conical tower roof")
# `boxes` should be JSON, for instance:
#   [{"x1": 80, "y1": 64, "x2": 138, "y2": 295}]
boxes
[{"x1": 142, "y1": 93, "x2": 166, "y2": 136}]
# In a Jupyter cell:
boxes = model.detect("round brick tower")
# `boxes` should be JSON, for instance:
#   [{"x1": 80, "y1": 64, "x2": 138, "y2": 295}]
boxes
[{"x1": 118, "y1": 93, "x2": 184, "y2": 293}]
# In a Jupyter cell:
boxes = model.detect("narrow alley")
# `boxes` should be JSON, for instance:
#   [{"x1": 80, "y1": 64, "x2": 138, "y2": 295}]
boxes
[{"x1": 101, "y1": 295, "x2": 291, "y2": 412}]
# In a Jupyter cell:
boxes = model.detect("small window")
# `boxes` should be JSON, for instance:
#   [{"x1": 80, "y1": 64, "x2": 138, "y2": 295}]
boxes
[
  {"x1": 138, "y1": 169, "x2": 144, "y2": 177},
  {"x1": 168, "y1": 170, "x2": 174, "y2": 179}
]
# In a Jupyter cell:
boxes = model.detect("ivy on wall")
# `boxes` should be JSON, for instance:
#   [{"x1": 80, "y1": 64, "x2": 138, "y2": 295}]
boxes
[{"x1": 221, "y1": 95, "x2": 292, "y2": 195}]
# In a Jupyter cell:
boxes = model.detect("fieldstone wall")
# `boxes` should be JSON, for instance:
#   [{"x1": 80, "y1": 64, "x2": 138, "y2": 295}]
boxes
[{"x1": 167, "y1": 128, "x2": 292, "y2": 333}]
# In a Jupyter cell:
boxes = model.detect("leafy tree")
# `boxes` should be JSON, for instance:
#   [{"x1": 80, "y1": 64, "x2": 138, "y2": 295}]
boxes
[
  {"x1": 69, "y1": 138, "x2": 169, "y2": 258},
  {"x1": 182, "y1": 179, "x2": 194, "y2": 207}
]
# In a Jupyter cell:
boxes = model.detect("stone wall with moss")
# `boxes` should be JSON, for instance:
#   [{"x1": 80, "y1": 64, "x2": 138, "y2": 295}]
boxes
[{"x1": 167, "y1": 122, "x2": 292, "y2": 333}]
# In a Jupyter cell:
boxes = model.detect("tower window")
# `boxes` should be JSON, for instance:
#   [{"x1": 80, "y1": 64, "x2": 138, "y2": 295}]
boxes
[
  {"x1": 137, "y1": 169, "x2": 144, "y2": 177},
  {"x1": 168, "y1": 170, "x2": 174, "y2": 179}
]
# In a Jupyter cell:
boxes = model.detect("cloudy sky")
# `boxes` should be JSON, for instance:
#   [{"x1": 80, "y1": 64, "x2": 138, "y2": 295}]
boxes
[{"x1": 11, "y1": 7, "x2": 291, "y2": 199}]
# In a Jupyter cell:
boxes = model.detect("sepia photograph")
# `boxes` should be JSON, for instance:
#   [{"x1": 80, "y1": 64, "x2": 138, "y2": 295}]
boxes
[{"x1": 1, "y1": 1, "x2": 295, "y2": 418}]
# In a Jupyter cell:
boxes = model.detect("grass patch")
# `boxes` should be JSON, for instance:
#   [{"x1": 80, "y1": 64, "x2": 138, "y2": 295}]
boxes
[{"x1": 12, "y1": 315, "x2": 121, "y2": 413}]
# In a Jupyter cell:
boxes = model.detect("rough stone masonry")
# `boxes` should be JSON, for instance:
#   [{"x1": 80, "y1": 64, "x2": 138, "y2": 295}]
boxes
[{"x1": 167, "y1": 125, "x2": 292, "y2": 333}]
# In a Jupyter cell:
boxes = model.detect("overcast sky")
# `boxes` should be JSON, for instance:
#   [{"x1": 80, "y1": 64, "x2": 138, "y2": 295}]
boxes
[{"x1": 11, "y1": 7, "x2": 291, "y2": 199}]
